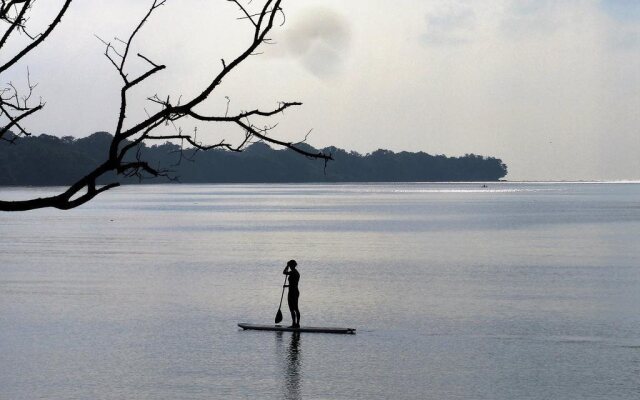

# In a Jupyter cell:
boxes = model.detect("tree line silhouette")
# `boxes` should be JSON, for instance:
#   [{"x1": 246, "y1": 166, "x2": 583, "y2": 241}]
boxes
[{"x1": 0, "y1": 132, "x2": 508, "y2": 185}]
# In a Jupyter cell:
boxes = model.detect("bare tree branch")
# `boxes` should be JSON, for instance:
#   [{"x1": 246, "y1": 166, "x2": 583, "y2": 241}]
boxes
[
  {"x1": 0, "y1": 0, "x2": 72, "y2": 142},
  {"x1": 0, "y1": 0, "x2": 332, "y2": 212},
  {"x1": 187, "y1": 101, "x2": 301, "y2": 122},
  {"x1": 0, "y1": 0, "x2": 73, "y2": 74}
]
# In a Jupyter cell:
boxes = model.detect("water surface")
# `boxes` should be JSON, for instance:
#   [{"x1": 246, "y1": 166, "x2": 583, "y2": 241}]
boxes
[{"x1": 1, "y1": 183, "x2": 640, "y2": 399}]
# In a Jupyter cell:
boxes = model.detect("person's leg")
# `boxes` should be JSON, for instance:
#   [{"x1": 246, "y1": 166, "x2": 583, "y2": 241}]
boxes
[
  {"x1": 290, "y1": 291, "x2": 300, "y2": 327},
  {"x1": 288, "y1": 299, "x2": 295, "y2": 326},
  {"x1": 288, "y1": 292, "x2": 297, "y2": 327}
]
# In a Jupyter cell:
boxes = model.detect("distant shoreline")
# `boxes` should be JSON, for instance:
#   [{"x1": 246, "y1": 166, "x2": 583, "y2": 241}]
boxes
[
  {"x1": 0, "y1": 132, "x2": 508, "y2": 186},
  {"x1": 2, "y1": 181, "x2": 639, "y2": 189}
]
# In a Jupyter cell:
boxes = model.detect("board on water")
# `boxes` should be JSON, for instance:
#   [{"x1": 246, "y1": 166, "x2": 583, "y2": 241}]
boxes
[{"x1": 238, "y1": 323, "x2": 356, "y2": 335}]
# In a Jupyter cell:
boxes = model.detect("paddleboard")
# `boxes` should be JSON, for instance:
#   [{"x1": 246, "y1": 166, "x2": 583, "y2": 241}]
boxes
[{"x1": 238, "y1": 323, "x2": 356, "y2": 335}]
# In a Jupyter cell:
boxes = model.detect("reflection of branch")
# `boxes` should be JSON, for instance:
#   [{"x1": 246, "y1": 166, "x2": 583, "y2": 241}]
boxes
[{"x1": 1, "y1": 0, "x2": 332, "y2": 211}]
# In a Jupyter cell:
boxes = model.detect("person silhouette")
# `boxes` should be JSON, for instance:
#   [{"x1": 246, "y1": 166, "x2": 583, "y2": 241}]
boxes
[{"x1": 283, "y1": 260, "x2": 300, "y2": 328}]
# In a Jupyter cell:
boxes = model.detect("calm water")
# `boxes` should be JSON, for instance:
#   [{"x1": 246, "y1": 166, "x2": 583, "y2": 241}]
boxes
[{"x1": 1, "y1": 183, "x2": 640, "y2": 399}]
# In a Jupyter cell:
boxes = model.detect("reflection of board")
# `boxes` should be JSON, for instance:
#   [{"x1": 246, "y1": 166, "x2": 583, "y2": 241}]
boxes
[{"x1": 238, "y1": 323, "x2": 356, "y2": 335}]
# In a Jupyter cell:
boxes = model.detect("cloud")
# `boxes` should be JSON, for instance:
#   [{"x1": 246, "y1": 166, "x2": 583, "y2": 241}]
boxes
[
  {"x1": 275, "y1": 7, "x2": 351, "y2": 79},
  {"x1": 421, "y1": 5, "x2": 476, "y2": 46}
]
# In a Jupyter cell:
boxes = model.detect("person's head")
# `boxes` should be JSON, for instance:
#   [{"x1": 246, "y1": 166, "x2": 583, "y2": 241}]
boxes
[{"x1": 287, "y1": 259, "x2": 297, "y2": 269}]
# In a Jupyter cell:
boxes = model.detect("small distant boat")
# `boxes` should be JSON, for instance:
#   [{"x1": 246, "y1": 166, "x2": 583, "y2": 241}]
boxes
[{"x1": 238, "y1": 323, "x2": 356, "y2": 335}]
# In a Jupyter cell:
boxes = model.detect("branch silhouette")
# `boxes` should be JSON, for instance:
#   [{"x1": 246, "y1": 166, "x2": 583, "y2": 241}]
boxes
[
  {"x1": 0, "y1": 0, "x2": 332, "y2": 211},
  {"x1": 0, "y1": 0, "x2": 71, "y2": 142}
]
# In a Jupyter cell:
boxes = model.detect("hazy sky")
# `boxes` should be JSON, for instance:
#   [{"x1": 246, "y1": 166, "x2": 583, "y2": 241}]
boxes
[{"x1": 4, "y1": 0, "x2": 639, "y2": 180}]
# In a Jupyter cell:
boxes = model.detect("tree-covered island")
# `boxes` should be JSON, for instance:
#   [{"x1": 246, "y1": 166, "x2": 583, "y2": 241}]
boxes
[{"x1": 0, "y1": 132, "x2": 508, "y2": 185}]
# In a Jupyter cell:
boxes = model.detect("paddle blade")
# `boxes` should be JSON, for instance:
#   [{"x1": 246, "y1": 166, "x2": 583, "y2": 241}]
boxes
[{"x1": 275, "y1": 309, "x2": 283, "y2": 324}]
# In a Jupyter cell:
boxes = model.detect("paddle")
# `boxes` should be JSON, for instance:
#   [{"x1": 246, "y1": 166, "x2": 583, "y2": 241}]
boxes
[{"x1": 275, "y1": 275, "x2": 288, "y2": 324}]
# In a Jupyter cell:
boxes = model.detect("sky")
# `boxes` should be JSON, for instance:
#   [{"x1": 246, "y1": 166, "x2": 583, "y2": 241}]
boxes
[{"x1": 3, "y1": 0, "x2": 639, "y2": 180}]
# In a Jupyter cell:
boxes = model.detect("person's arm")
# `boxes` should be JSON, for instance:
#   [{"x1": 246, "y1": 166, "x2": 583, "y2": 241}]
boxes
[{"x1": 283, "y1": 265, "x2": 290, "y2": 275}]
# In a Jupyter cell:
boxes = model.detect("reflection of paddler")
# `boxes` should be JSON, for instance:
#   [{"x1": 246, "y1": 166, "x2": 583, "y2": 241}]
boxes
[
  {"x1": 275, "y1": 331, "x2": 302, "y2": 400},
  {"x1": 283, "y1": 260, "x2": 300, "y2": 328},
  {"x1": 286, "y1": 332, "x2": 301, "y2": 400}
]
